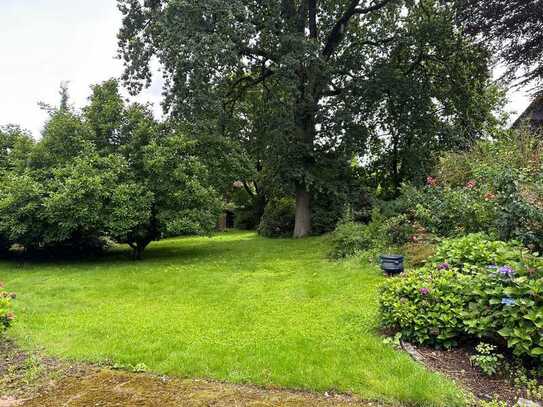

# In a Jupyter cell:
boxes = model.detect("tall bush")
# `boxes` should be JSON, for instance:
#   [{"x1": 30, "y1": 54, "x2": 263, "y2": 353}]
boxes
[{"x1": 404, "y1": 130, "x2": 543, "y2": 249}]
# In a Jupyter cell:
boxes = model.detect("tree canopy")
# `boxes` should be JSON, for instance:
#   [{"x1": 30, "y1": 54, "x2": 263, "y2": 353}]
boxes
[
  {"x1": 118, "y1": 0, "x2": 500, "y2": 236},
  {"x1": 0, "y1": 81, "x2": 223, "y2": 259},
  {"x1": 457, "y1": 0, "x2": 543, "y2": 90}
]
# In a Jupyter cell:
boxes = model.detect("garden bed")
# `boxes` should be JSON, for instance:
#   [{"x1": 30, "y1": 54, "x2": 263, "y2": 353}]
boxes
[{"x1": 405, "y1": 343, "x2": 522, "y2": 405}]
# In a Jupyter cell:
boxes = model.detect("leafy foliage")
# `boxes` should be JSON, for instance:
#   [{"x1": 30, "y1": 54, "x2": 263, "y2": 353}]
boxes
[
  {"x1": 380, "y1": 234, "x2": 543, "y2": 361},
  {"x1": 0, "y1": 281, "x2": 15, "y2": 333},
  {"x1": 117, "y1": 0, "x2": 498, "y2": 235},
  {"x1": 458, "y1": 0, "x2": 543, "y2": 90},
  {"x1": 470, "y1": 343, "x2": 503, "y2": 376},
  {"x1": 380, "y1": 266, "x2": 469, "y2": 347},
  {"x1": 329, "y1": 209, "x2": 415, "y2": 259},
  {"x1": 403, "y1": 130, "x2": 543, "y2": 249},
  {"x1": 329, "y1": 221, "x2": 373, "y2": 260},
  {"x1": 0, "y1": 81, "x2": 222, "y2": 259},
  {"x1": 257, "y1": 198, "x2": 296, "y2": 238},
  {"x1": 431, "y1": 233, "x2": 527, "y2": 271}
]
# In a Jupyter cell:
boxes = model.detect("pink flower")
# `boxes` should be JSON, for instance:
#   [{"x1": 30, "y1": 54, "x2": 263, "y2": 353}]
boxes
[
  {"x1": 466, "y1": 180, "x2": 476, "y2": 189},
  {"x1": 411, "y1": 235, "x2": 418, "y2": 243},
  {"x1": 426, "y1": 176, "x2": 438, "y2": 187}
]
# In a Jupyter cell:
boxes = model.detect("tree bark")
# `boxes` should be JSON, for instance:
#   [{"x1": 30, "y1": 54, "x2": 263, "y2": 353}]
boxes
[
  {"x1": 293, "y1": 187, "x2": 311, "y2": 238},
  {"x1": 129, "y1": 239, "x2": 151, "y2": 260}
]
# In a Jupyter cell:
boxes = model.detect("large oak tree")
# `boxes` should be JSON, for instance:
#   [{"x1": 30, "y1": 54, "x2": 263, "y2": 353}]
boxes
[{"x1": 118, "y1": 0, "x2": 495, "y2": 237}]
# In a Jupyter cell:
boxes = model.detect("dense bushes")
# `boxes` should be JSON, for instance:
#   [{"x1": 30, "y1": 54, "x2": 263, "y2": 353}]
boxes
[
  {"x1": 0, "y1": 282, "x2": 15, "y2": 333},
  {"x1": 380, "y1": 267, "x2": 470, "y2": 347},
  {"x1": 0, "y1": 81, "x2": 223, "y2": 259},
  {"x1": 403, "y1": 182, "x2": 497, "y2": 237},
  {"x1": 257, "y1": 198, "x2": 296, "y2": 237},
  {"x1": 329, "y1": 210, "x2": 415, "y2": 259},
  {"x1": 380, "y1": 234, "x2": 543, "y2": 360},
  {"x1": 404, "y1": 131, "x2": 543, "y2": 249},
  {"x1": 329, "y1": 221, "x2": 373, "y2": 259}
]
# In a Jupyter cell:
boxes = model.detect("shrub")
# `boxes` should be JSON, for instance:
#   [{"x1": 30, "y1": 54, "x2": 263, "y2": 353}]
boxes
[
  {"x1": 430, "y1": 233, "x2": 530, "y2": 271},
  {"x1": 0, "y1": 281, "x2": 15, "y2": 333},
  {"x1": 257, "y1": 197, "x2": 296, "y2": 237},
  {"x1": 380, "y1": 235, "x2": 543, "y2": 361},
  {"x1": 463, "y1": 268, "x2": 543, "y2": 360},
  {"x1": 329, "y1": 221, "x2": 373, "y2": 259},
  {"x1": 470, "y1": 343, "x2": 503, "y2": 376},
  {"x1": 382, "y1": 214, "x2": 416, "y2": 246},
  {"x1": 329, "y1": 210, "x2": 416, "y2": 259},
  {"x1": 403, "y1": 131, "x2": 543, "y2": 249},
  {"x1": 380, "y1": 266, "x2": 470, "y2": 347},
  {"x1": 402, "y1": 183, "x2": 497, "y2": 237}
]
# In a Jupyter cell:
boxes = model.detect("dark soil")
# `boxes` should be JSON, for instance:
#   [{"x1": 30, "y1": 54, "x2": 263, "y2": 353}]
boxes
[
  {"x1": 412, "y1": 344, "x2": 535, "y2": 406},
  {"x1": 0, "y1": 338, "x2": 92, "y2": 406},
  {"x1": 0, "y1": 339, "x2": 380, "y2": 407}
]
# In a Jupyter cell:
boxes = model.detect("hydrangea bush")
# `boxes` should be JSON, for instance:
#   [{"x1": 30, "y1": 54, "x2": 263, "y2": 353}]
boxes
[
  {"x1": 0, "y1": 281, "x2": 15, "y2": 332},
  {"x1": 380, "y1": 234, "x2": 543, "y2": 360}
]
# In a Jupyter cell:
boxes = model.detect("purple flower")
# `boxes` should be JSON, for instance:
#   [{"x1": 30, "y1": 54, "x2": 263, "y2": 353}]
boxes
[
  {"x1": 498, "y1": 266, "x2": 515, "y2": 277},
  {"x1": 438, "y1": 263, "x2": 449, "y2": 270},
  {"x1": 419, "y1": 287, "x2": 430, "y2": 296},
  {"x1": 501, "y1": 297, "x2": 516, "y2": 306}
]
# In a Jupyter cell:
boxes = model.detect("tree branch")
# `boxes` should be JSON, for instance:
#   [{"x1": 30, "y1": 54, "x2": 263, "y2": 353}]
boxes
[
  {"x1": 243, "y1": 181, "x2": 256, "y2": 197},
  {"x1": 227, "y1": 69, "x2": 274, "y2": 97},
  {"x1": 354, "y1": 0, "x2": 393, "y2": 14},
  {"x1": 322, "y1": 0, "x2": 393, "y2": 60},
  {"x1": 308, "y1": 0, "x2": 318, "y2": 39}
]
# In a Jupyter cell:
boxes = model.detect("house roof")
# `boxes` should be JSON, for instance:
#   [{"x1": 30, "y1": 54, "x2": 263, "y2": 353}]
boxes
[{"x1": 512, "y1": 95, "x2": 543, "y2": 129}]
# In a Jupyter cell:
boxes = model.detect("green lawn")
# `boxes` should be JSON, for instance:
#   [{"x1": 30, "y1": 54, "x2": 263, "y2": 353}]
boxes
[{"x1": 0, "y1": 231, "x2": 464, "y2": 406}]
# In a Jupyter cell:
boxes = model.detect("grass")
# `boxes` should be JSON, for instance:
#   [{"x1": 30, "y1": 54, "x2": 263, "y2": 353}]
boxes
[{"x1": 0, "y1": 231, "x2": 465, "y2": 406}]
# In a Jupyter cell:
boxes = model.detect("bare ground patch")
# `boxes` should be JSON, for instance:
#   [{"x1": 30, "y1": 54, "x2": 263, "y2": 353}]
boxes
[{"x1": 1, "y1": 339, "x2": 381, "y2": 407}]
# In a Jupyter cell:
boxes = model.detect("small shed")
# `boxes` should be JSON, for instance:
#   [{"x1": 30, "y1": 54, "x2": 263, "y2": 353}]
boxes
[{"x1": 217, "y1": 209, "x2": 235, "y2": 231}]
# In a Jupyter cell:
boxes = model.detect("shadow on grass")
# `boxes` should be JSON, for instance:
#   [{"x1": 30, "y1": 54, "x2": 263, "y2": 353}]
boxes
[{"x1": 0, "y1": 231, "x2": 298, "y2": 269}]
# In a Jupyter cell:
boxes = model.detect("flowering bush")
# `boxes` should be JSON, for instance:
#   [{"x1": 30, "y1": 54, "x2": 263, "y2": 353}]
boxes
[
  {"x1": 380, "y1": 235, "x2": 543, "y2": 360},
  {"x1": 404, "y1": 131, "x2": 543, "y2": 249},
  {"x1": 0, "y1": 281, "x2": 15, "y2": 332},
  {"x1": 430, "y1": 233, "x2": 532, "y2": 271},
  {"x1": 380, "y1": 266, "x2": 470, "y2": 348},
  {"x1": 463, "y1": 267, "x2": 543, "y2": 359}
]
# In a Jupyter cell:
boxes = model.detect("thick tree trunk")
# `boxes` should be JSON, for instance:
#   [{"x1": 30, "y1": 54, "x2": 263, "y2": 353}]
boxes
[
  {"x1": 129, "y1": 239, "x2": 151, "y2": 260},
  {"x1": 293, "y1": 187, "x2": 311, "y2": 238}
]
